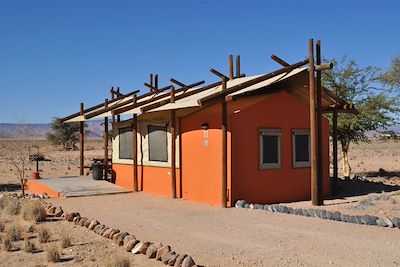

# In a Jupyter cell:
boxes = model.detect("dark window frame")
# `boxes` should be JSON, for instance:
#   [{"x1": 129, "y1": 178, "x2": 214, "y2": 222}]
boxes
[
  {"x1": 292, "y1": 129, "x2": 311, "y2": 168},
  {"x1": 259, "y1": 129, "x2": 281, "y2": 169}
]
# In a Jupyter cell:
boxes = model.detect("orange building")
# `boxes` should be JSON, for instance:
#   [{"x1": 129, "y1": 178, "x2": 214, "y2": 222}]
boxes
[{"x1": 60, "y1": 62, "x2": 355, "y2": 207}]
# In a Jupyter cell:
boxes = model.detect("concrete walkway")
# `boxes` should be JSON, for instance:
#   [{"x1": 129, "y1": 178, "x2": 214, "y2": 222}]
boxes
[{"x1": 30, "y1": 176, "x2": 131, "y2": 197}]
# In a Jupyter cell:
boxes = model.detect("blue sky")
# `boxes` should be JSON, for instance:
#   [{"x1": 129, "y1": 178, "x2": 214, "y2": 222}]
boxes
[{"x1": 0, "y1": 0, "x2": 399, "y2": 123}]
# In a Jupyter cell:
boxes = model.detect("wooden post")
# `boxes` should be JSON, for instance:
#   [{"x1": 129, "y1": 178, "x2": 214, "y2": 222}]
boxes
[
  {"x1": 155, "y1": 74, "x2": 159, "y2": 90},
  {"x1": 79, "y1": 103, "x2": 84, "y2": 176},
  {"x1": 116, "y1": 87, "x2": 121, "y2": 122},
  {"x1": 221, "y1": 77, "x2": 228, "y2": 208},
  {"x1": 309, "y1": 39, "x2": 321, "y2": 206},
  {"x1": 149, "y1": 73, "x2": 153, "y2": 92},
  {"x1": 104, "y1": 99, "x2": 109, "y2": 180},
  {"x1": 170, "y1": 86, "x2": 177, "y2": 198},
  {"x1": 332, "y1": 89, "x2": 338, "y2": 195},
  {"x1": 229, "y1": 55, "x2": 234, "y2": 80},
  {"x1": 236, "y1": 55, "x2": 241, "y2": 78},
  {"x1": 132, "y1": 95, "x2": 138, "y2": 192},
  {"x1": 316, "y1": 40, "x2": 324, "y2": 205},
  {"x1": 111, "y1": 87, "x2": 116, "y2": 124}
]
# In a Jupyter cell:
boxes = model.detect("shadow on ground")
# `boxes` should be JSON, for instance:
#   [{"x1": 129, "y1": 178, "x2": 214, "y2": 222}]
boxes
[
  {"x1": 0, "y1": 183, "x2": 21, "y2": 192},
  {"x1": 330, "y1": 178, "x2": 400, "y2": 199}
]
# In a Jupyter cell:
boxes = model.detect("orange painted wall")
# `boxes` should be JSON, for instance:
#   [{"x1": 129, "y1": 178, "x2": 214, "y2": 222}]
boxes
[
  {"x1": 231, "y1": 91, "x2": 330, "y2": 204},
  {"x1": 180, "y1": 104, "x2": 232, "y2": 206},
  {"x1": 113, "y1": 163, "x2": 181, "y2": 197},
  {"x1": 25, "y1": 179, "x2": 64, "y2": 198}
]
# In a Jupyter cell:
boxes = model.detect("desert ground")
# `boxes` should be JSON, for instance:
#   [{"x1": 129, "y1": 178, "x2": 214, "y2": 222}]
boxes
[{"x1": 0, "y1": 139, "x2": 399, "y2": 266}]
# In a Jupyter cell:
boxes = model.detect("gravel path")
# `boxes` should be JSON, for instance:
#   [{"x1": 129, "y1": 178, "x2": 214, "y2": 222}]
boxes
[{"x1": 52, "y1": 193, "x2": 400, "y2": 267}]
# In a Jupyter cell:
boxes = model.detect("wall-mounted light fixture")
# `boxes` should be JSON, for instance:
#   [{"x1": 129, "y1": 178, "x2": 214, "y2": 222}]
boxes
[{"x1": 201, "y1": 123, "x2": 209, "y2": 130}]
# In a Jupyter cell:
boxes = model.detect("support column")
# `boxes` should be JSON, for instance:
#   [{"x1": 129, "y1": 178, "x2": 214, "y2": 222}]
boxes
[
  {"x1": 170, "y1": 86, "x2": 177, "y2": 198},
  {"x1": 316, "y1": 40, "x2": 324, "y2": 204},
  {"x1": 79, "y1": 103, "x2": 84, "y2": 176},
  {"x1": 309, "y1": 39, "x2": 321, "y2": 206},
  {"x1": 332, "y1": 93, "x2": 338, "y2": 195},
  {"x1": 221, "y1": 77, "x2": 228, "y2": 208},
  {"x1": 104, "y1": 99, "x2": 109, "y2": 180},
  {"x1": 132, "y1": 95, "x2": 138, "y2": 192},
  {"x1": 229, "y1": 55, "x2": 234, "y2": 80},
  {"x1": 236, "y1": 55, "x2": 241, "y2": 78}
]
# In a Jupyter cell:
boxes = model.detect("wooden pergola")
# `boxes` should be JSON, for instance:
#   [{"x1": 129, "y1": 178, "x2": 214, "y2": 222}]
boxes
[{"x1": 61, "y1": 39, "x2": 358, "y2": 207}]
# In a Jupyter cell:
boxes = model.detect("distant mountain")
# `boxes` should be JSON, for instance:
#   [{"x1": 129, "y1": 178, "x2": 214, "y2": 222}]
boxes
[{"x1": 0, "y1": 121, "x2": 104, "y2": 140}]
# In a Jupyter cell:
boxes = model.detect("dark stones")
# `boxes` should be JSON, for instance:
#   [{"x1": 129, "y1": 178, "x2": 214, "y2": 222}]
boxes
[
  {"x1": 332, "y1": 211, "x2": 341, "y2": 221},
  {"x1": 156, "y1": 245, "x2": 171, "y2": 260},
  {"x1": 235, "y1": 200, "x2": 246, "y2": 208},
  {"x1": 162, "y1": 251, "x2": 176, "y2": 264},
  {"x1": 376, "y1": 218, "x2": 388, "y2": 227},
  {"x1": 146, "y1": 242, "x2": 162, "y2": 259},
  {"x1": 392, "y1": 217, "x2": 400, "y2": 228},
  {"x1": 360, "y1": 215, "x2": 379, "y2": 226},
  {"x1": 88, "y1": 220, "x2": 99, "y2": 231},
  {"x1": 174, "y1": 254, "x2": 187, "y2": 267},
  {"x1": 125, "y1": 239, "x2": 140, "y2": 252},
  {"x1": 66, "y1": 212, "x2": 80, "y2": 222},
  {"x1": 182, "y1": 256, "x2": 196, "y2": 267}
]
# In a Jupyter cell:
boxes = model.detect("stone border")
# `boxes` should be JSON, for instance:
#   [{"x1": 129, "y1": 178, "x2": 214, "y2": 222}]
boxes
[
  {"x1": 42, "y1": 202, "x2": 201, "y2": 267},
  {"x1": 235, "y1": 200, "x2": 400, "y2": 228}
]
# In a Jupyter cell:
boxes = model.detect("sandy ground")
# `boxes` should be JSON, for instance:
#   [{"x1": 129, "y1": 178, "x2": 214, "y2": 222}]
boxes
[
  {"x1": 0, "y1": 139, "x2": 400, "y2": 266},
  {"x1": 50, "y1": 193, "x2": 400, "y2": 267}
]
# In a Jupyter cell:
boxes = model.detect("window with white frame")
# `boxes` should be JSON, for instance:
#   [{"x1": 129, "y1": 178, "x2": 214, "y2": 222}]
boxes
[
  {"x1": 292, "y1": 129, "x2": 311, "y2": 168},
  {"x1": 259, "y1": 129, "x2": 281, "y2": 169},
  {"x1": 148, "y1": 125, "x2": 168, "y2": 162},
  {"x1": 119, "y1": 127, "x2": 133, "y2": 159}
]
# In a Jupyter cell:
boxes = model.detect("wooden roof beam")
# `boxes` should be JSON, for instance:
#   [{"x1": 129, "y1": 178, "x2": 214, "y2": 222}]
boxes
[
  {"x1": 198, "y1": 58, "x2": 310, "y2": 108},
  {"x1": 271, "y1": 54, "x2": 290, "y2": 67},
  {"x1": 140, "y1": 80, "x2": 207, "y2": 113},
  {"x1": 61, "y1": 89, "x2": 139, "y2": 123},
  {"x1": 210, "y1": 68, "x2": 229, "y2": 80}
]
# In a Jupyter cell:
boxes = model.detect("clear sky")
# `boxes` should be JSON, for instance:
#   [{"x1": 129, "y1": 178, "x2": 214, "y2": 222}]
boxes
[{"x1": 0, "y1": 0, "x2": 399, "y2": 123}]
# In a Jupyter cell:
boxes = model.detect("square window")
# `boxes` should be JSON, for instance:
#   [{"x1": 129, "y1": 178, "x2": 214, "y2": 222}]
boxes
[
  {"x1": 119, "y1": 127, "x2": 133, "y2": 159},
  {"x1": 148, "y1": 125, "x2": 168, "y2": 162},
  {"x1": 259, "y1": 129, "x2": 281, "y2": 169},
  {"x1": 292, "y1": 130, "x2": 311, "y2": 168}
]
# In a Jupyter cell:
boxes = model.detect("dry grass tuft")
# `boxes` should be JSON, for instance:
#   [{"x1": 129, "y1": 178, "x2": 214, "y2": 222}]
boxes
[
  {"x1": 38, "y1": 226, "x2": 50, "y2": 243},
  {"x1": 46, "y1": 245, "x2": 60, "y2": 263},
  {"x1": 105, "y1": 255, "x2": 131, "y2": 267},
  {"x1": 5, "y1": 199, "x2": 21, "y2": 216},
  {"x1": 0, "y1": 220, "x2": 5, "y2": 232},
  {"x1": 22, "y1": 201, "x2": 47, "y2": 222},
  {"x1": 3, "y1": 236, "x2": 12, "y2": 251},
  {"x1": 60, "y1": 232, "x2": 72, "y2": 248},
  {"x1": 27, "y1": 224, "x2": 36, "y2": 233},
  {"x1": 7, "y1": 223, "x2": 22, "y2": 241},
  {"x1": 23, "y1": 236, "x2": 36, "y2": 253}
]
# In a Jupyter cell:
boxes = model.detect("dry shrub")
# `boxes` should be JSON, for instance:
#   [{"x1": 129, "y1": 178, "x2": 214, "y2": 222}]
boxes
[
  {"x1": 60, "y1": 232, "x2": 72, "y2": 248},
  {"x1": 24, "y1": 237, "x2": 36, "y2": 253},
  {"x1": 46, "y1": 245, "x2": 60, "y2": 263},
  {"x1": 27, "y1": 224, "x2": 36, "y2": 233},
  {"x1": 22, "y1": 201, "x2": 47, "y2": 222},
  {"x1": 6, "y1": 199, "x2": 21, "y2": 216},
  {"x1": 105, "y1": 255, "x2": 131, "y2": 267},
  {"x1": 38, "y1": 226, "x2": 50, "y2": 243},
  {"x1": 3, "y1": 236, "x2": 12, "y2": 251},
  {"x1": 7, "y1": 223, "x2": 22, "y2": 241},
  {"x1": 0, "y1": 220, "x2": 5, "y2": 232}
]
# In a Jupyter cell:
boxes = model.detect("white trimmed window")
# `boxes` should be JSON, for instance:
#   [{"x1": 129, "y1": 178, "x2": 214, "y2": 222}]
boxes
[
  {"x1": 119, "y1": 127, "x2": 133, "y2": 159},
  {"x1": 259, "y1": 129, "x2": 281, "y2": 169},
  {"x1": 148, "y1": 125, "x2": 168, "y2": 162},
  {"x1": 292, "y1": 129, "x2": 311, "y2": 168}
]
